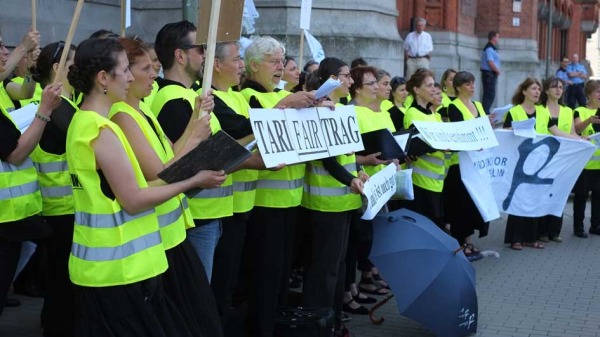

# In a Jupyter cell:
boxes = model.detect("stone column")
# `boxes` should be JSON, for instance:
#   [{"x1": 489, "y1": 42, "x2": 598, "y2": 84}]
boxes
[{"x1": 253, "y1": 0, "x2": 403, "y2": 75}]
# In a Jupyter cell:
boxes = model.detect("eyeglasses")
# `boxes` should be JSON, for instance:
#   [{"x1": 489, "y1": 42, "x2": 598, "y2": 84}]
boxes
[
  {"x1": 178, "y1": 44, "x2": 205, "y2": 53},
  {"x1": 264, "y1": 58, "x2": 284, "y2": 66},
  {"x1": 338, "y1": 73, "x2": 351, "y2": 78},
  {"x1": 52, "y1": 41, "x2": 65, "y2": 62},
  {"x1": 363, "y1": 81, "x2": 377, "y2": 87}
]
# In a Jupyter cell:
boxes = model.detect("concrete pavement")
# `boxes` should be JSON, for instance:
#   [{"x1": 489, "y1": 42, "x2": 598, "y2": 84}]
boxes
[{"x1": 2, "y1": 200, "x2": 600, "y2": 337}]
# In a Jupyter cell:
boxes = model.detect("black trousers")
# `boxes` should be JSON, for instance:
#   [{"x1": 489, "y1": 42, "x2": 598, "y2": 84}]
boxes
[
  {"x1": 246, "y1": 206, "x2": 297, "y2": 337},
  {"x1": 42, "y1": 214, "x2": 76, "y2": 337},
  {"x1": 212, "y1": 213, "x2": 247, "y2": 316},
  {"x1": 504, "y1": 215, "x2": 539, "y2": 244},
  {"x1": 302, "y1": 209, "x2": 351, "y2": 325},
  {"x1": 0, "y1": 237, "x2": 21, "y2": 313},
  {"x1": 481, "y1": 70, "x2": 498, "y2": 114},
  {"x1": 567, "y1": 83, "x2": 586, "y2": 109},
  {"x1": 537, "y1": 215, "x2": 563, "y2": 239},
  {"x1": 573, "y1": 169, "x2": 600, "y2": 232}
]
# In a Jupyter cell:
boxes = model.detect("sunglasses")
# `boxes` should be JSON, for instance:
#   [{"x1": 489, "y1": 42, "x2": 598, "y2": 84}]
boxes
[{"x1": 178, "y1": 44, "x2": 205, "y2": 53}]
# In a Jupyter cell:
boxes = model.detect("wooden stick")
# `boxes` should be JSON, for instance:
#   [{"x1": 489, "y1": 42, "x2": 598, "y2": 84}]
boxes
[
  {"x1": 299, "y1": 29, "x2": 305, "y2": 72},
  {"x1": 53, "y1": 0, "x2": 85, "y2": 85},
  {"x1": 31, "y1": 0, "x2": 36, "y2": 31},
  {"x1": 120, "y1": 0, "x2": 126, "y2": 37},
  {"x1": 198, "y1": 0, "x2": 222, "y2": 118}
]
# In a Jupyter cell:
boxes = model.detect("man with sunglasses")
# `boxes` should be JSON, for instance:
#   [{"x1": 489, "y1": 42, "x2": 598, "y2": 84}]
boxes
[{"x1": 151, "y1": 20, "x2": 231, "y2": 298}]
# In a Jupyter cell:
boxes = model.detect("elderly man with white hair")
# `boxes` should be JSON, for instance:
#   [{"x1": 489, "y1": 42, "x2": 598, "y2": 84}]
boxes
[{"x1": 404, "y1": 17, "x2": 433, "y2": 78}]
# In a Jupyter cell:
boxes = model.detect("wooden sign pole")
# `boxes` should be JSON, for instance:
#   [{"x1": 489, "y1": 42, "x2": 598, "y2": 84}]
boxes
[
  {"x1": 197, "y1": 0, "x2": 222, "y2": 117},
  {"x1": 120, "y1": 0, "x2": 126, "y2": 37},
  {"x1": 32, "y1": 0, "x2": 37, "y2": 31},
  {"x1": 299, "y1": 30, "x2": 305, "y2": 73},
  {"x1": 53, "y1": 0, "x2": 85, "y2": 85}
]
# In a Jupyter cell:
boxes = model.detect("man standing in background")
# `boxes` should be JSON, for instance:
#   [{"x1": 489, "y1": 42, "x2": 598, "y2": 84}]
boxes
[
  {"x1": 566, "y1": 53, "x2": 587, "y2": 109},
  {"x1": 480, "y1": 31, "x2": 501, "y2": 114},
  {"x1": 404, "y1": 18, "x2": 433, "y2": 79},
  {"x1": 556, "y1": 57, "x2": 571, "y2": 104}
]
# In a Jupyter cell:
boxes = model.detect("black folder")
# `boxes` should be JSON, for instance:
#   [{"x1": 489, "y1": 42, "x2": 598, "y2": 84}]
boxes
[
  {"x1": 158, "y1": 130, "x2": 252, "y2": 186},
  {"x1": 357, "y1": 128, "x2": 407, "y2": 162}
]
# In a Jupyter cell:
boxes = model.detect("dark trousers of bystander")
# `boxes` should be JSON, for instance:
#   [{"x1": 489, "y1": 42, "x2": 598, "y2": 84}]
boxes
[
  {"x1": 246, "y1": 206, "x2": 297, "y2": 337},
  {"x1": 303, "y1": 210, "x2": 351, "y2": 325},
  {"x1": 504, "y1": 215, "x2": 539, "y2": 244},
  {"x1": 567, "y1": 83, "x2": 586, "y2": 109},
  {"x1": 573, "y1": 169, "x2": 600, "y2": 233},
  {"x1": 481, "y1": 70, "x2": 498, "y2": 114}
]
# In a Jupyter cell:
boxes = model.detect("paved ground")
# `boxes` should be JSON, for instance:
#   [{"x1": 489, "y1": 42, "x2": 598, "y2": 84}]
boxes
[{"x1": 2, "y1": 200, "x2": 600, "y2": 337}]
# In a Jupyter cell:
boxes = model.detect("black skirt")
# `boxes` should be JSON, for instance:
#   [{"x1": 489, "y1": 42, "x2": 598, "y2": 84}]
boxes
[
  {"x1": 163, "y1": 238, "x2": 224, "y2": 337},
  {"x1": 443, "y1": 165, "x2": 489, "y2": 242},
  {"x1": 74, "y1": 275, "x2": 194, "y2": 337}
]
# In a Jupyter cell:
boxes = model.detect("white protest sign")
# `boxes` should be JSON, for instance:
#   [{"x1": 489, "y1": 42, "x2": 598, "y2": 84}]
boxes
[
  {"x1": 249, "y1": 106, "x2": 364, "y2": 167},
  {"x1": 412, "y1": 117, "x2": 498, "y2": 151},
  {"x1": 460, "y1": 130, "x2": 595, "y2": 219},
  {"x1": 299, "y1": 0, "x2": 312, "y2": 30},
  {"x1": 361, "y1": 163, "x2": 397, "y2": 220},
  {"x1": 9, "y1": 103, "x2": 37, "y2": 132}
]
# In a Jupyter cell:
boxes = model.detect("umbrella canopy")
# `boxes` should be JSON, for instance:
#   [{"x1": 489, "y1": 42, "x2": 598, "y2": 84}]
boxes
[{"x1": 370, "y1": 208, "x2": 478, "y2": 337}]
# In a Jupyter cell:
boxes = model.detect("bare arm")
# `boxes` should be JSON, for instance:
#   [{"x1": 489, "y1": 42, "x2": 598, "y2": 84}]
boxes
[
  {"x1": 0, "y1": 30, "x2": 39, "y2": 81},
  {"x1": 574, "y1": 116, "x2": 600, "y2": 135},
  {"x1": 549, "y1": 125, "x2": 581, "y2": 140},
  {"x1": 5, "y1": 75, "x2": 36, "y2": 100},
  {"x1": 5, "y1": 84, "x2": 62, "y2": 165}
]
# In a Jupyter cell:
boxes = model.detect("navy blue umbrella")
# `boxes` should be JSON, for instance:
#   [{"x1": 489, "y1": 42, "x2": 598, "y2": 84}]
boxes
[{"x1": 369, "y1": 208, "x2": 478, "y2": 337}]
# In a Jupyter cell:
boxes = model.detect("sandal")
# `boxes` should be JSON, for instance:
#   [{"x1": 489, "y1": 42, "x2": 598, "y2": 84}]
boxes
[
  {"x1": 524, "y1": 242, "x2": 544, "y2": 249},
  {"x1": 358, "y1": 276, "x2": 390, "y2": 295},
  {"x1": 465, "y1": 243, "x2": 480, "y2": 254},
  {"x1": 342, "y1": 299, "x2": 369, "y2": 315},
  {"x1": 372, "y1": 273, "x2": 391, "y2": 290},
  {"x1": 353, "y1": 293, "x2": 377, "y2": 304},
  {"x1": 510, "y1": 243, "x2": 522, "y2": 250}
]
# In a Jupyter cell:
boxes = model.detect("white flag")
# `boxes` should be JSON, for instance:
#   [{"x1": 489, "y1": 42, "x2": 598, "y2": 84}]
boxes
[
  {"x1": 303, "y1": 30, "x2": 325, "y2": 63},
  {"x1": 300, "y1": 0, "x2": 312, "y2": 30},
  {"x1": 125, "y1": 0, "x2": 131, "y2": 28},
  {"x1": 243, "y1": 0, "x2": 260, "y2": 35}
]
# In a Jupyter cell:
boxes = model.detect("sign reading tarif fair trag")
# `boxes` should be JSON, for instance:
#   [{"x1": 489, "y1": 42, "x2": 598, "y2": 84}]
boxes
[{"x1": 249, "y1": 106, "x2": 364, "y2": 167}]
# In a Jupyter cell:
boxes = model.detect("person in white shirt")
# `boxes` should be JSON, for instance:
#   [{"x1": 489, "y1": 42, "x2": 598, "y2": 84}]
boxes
[{"x1": 404, "y1": 18, "x2": 433, "y2": 79}]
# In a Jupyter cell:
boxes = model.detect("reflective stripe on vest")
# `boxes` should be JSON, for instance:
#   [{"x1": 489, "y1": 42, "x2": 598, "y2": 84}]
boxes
[
  {"x1": 35, "y1": 160, "x2": 68, "y2": 173},
  {"x1": 303, "y1": 184, "x2": 352, "y2": 197},
  {"x1": 158, "y1": 206, "x2": 184, "y2": 228},
  {"x1": 307, "y1": 163, "x2": 356, "y2": 176},
  {"x1": 257, "y1": 178, "x2": 304, "y2": 190},
  {"x1": 190, "y1": 184, "x2": 234, "y2": 198},
  {"x1": 71, "y1": 230, "x2": 162, "y2": 262},
  {"x1": 420, "y1": 154, "x2": 445, "y2": 167},
  {"x1": 75, "y1": 208, "x2": 155, "y2": 229},
  {"x1": 40, "y1": 185, "x2": 71, "y2": 198},
  {"x1": 0, "y1": 180, "x2": 39, "y2": 200},
  {"x1": 234, "y1": 181, "x2": 257, "y2": 192},
  {"x1": 3, "y1": 160, "x2": 34, "y2": 171},
  {"x1": 412, "y1": 167, "x2": 445, "y2": 181}
]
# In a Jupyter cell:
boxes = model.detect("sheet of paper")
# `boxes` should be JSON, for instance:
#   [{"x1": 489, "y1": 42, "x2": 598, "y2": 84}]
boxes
[
  {"x1": 314, "y1": 78, "x2": 342, "y2": 100},
  {"x1": 9, "y1": 103, "x2": 37, "y2": 132},
  {"x1": 511, "y1": 118, "x2": 536, "y2": 138},
  {"x1": 491, "y1": 104, "x2": 513, "y2": 125},
  {"x1": 393, "y1": 133, "x2": 410, "y2": 151}
]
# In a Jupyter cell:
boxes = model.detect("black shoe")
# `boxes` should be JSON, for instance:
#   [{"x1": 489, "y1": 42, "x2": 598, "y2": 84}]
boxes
[
  {"x1": 341, "y1": 312, "x2": 352, "y2": 323},
  {"x1": 353, "y1": 294, "x2": 377, "y2": 304},
  {"x1": 574, "y1": 231, "x2": 589, "y2": 238},
  {"x1": 589, "y1": 227, "x2": 600, "y2": 235},
  {"x1": 4, "y1": 298, "x2": 21, "y2": 307},
  {"x1": 342, "y1": 299, "x2": 369, "y2": 315}
]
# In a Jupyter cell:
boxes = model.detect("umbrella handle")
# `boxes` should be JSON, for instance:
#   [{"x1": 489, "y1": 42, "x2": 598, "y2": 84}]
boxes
[
  {"x1": 368, "y1": 294, "x2": 394, "y2": 325},
  {"x1": 453, "y1": 245, "x2": 466, "y2": 255}
]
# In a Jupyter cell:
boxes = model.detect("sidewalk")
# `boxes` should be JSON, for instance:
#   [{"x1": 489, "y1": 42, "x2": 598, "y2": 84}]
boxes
[{"x1": 2, "y1": 200, "x2": 600, "y2": 337}]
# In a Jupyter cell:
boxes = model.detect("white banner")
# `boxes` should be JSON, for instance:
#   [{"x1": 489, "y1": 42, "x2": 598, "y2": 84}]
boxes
[
  {"x1": 460, "y1": 130, "x2": 596, "y2": 220},
  {"x1": 361, "y1": 163, "x2": 397, "y2": 220},
  {"x1": 249, "y1": 105, "x2": 364, "y2": 167},
  {"x1": 242, "y1": 0, "x2": 260, "y2": 34},
  {"x1": 299, "y1": 0, "x2": 312, "y2": 30},
  {"x1": 412, "y1": 117, "x2": 498, "y2": 151},
  {"x1": 304, "y1": 30, "x2": 325, "y2": 63}
]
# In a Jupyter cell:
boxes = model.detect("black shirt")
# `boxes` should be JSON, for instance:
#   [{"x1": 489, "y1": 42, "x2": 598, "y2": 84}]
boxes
[
  {"x1": 38, "y1": 98, "x2": 77, "y2": 155},
  {"x1": 212, "y1": 87, "x2": 253, "y2": 140},
  {"x1": 155, "y1": 77, "x2": 195, "y2": 143},
  {"x1": 388, "y1": 105, "x2": 405, "y2": 131},
  {"x1": 242, "y1": 79, "x2": 270, "y2": 109},
  {"x1": 0, "y1": 110, "x2": 20, "y2": 161}
]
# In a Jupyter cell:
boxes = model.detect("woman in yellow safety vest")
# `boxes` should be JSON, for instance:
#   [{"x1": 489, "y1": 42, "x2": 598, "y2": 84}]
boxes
[
  {"x1": 503, "y1": 77, "x2": 579, "y2": 251},
  {"x1": 536, "y1": 77, "x2": 576, "y2": 243},
  {"x1": 388, "y1": 76, "x2": 408, "y2": 131},
  {"x1": 28, "y1": 40, "x2": 78, "y2": 336},
  {"x1": 439, "y1": 68, "x2": 458, "y2": 121},
  {"x1": 572, "y1": 80, "x2": 600, "y2": 239},
  {"x1": 65, "y1": 37, "x2": 223, "y2": 336},
  {"x1": 109, "y1": 37, "x2": 224, "y2": 337},
  {"x1": 0, "y1": 41, "x2": 62, "y2": 316},
  {"x1": 444, "y1": 71, "x2": 490, "y2": 261}
]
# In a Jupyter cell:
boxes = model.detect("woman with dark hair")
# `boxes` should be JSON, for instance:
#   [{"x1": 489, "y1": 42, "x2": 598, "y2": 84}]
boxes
[
  {"x1": 27, "y1": 40, "x2": 78, "y2": 336},
  {"x1": 349, "y1": 65, "x2": 394, "y2": 299},
  {"x1": 440, "y1": 68, "x2": 458, "y2": 106},
  {"x1": 503, "y1": 77, "x2": 579, "y2": 251},
  {"x1": 0, "y1": 40, "x2": 62, "y2": 317},
  {"x1": 371, "y1": 68, "x2": 393, "y2": 113},
  {"x1": 443, "y1": 71, "x2": 489, "y2": 261},
  {"x1": 388, "y1": 76, "x2": 408, "y2": 131},
  {"x1": 109, "y1": 37, "x2": 224, "y2": 337},
  {"x1": 282, "y1": 56, "x2": 300, "y2": 92},
  {"x1": 301, "y1": 57, "x2": 364, "y2": 335},
  {"x1": 572, "y1": 80, "x2": 600, "y2": 239},
  {"x1": 65, "y1": 37, "x2": 222, "y2": 336},
  {"x1": 536, "y1": 77, "x2": 574, "y2": 243},
  {"x1": 403, "y1": 68, "x2": 449, "y2": 233}
]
